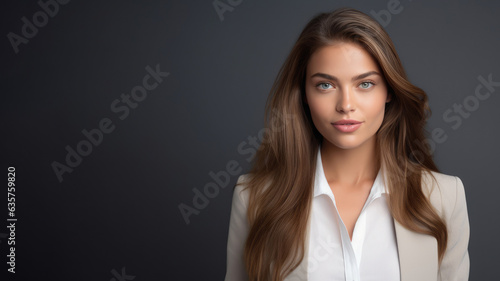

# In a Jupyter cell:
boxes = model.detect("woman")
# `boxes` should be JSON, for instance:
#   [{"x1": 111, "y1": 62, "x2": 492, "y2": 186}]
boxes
[{"x1": 225, "y1": 7, "x2": 469, "y2": 281}]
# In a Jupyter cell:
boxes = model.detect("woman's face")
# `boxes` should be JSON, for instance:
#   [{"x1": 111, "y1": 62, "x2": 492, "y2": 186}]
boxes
[{"x1": 305, "y1": 41, "x2": 390, "y2": 150}]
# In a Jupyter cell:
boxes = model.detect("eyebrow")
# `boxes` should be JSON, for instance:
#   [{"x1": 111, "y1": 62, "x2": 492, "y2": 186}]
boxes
[{"x1": 310, "y1": 71, "x2": 381, "y2": 82}]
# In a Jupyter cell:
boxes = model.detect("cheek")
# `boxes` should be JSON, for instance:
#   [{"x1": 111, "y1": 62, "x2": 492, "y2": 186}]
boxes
[
  {"x1": 360, "y1": 93, "x2": 387, "y2": 126},
  {"x1": 307, "y1": 96, "x2": 332, "y2": 123},
  {"x1": 305, "y1": 94, "x2": 327, "y2": 132}
]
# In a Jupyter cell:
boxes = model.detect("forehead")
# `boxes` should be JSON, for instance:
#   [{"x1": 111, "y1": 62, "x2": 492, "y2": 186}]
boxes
[{"x1": 307, "y1": 42, "x2": 380, "y2": 76}]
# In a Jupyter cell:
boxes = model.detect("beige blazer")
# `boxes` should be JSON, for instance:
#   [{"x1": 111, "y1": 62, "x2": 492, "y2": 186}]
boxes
[{"x1": 225, "y1": 171, "x2": 470, "y2": 281}]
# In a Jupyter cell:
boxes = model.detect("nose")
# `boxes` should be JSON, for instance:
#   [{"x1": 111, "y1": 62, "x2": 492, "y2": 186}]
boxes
[{"x1": 336, "y1": 87, "x2": 356, "y2": 113}]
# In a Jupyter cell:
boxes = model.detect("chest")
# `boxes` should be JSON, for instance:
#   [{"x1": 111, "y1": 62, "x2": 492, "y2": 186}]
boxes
[
  {"x1": 308, "y1": 194, "x2": 400, "y2": 280},
  {"x1": 329, "y1": 182, "x2": 372, "y2": 239}
]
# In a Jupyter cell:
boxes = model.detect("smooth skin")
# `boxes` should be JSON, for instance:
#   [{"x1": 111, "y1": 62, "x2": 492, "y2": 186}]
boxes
[{"x1": 305, "y1": 41, "x2": 391, "y2": 239}]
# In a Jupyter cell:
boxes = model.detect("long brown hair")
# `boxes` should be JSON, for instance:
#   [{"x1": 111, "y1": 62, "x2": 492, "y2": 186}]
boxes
[{"x1": 242, "y1": 7, "x2": 446, "y2": 281}]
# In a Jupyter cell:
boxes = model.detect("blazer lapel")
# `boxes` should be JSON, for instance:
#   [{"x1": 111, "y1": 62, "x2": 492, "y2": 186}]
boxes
[{"x1": 394, "y1": 219, "x2": 438, "y2": 281}]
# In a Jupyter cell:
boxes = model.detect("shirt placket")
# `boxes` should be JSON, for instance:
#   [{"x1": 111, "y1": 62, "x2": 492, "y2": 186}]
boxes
[
  {"x1": 329, "y1": 194, "x2": 361, "y2": 281},
  {"x1": 329, "y1": 187, "x2": 381, "y2": 281}
]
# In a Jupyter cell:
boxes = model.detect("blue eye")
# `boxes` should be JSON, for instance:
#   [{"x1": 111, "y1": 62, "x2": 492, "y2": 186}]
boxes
[
  {"x1": 359, "y1": 81, "x2": 374, "y2": 89},
  {"x1": 317, "y1": 83, "x2": 333, "y2": 90}
]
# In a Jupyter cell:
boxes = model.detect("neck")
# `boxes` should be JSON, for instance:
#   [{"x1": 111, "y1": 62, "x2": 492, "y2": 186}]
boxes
[{"x1": 320, "y1": 136, "x2": 379, "y2": 186}]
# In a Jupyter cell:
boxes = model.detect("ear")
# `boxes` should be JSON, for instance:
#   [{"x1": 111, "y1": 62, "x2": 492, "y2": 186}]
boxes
[
  {"x1": 386, "y1": 90, "x2": 392, "y2": 103},
  {"x1": 302, "y1": 92, "x2": 308, "y2": 105}
]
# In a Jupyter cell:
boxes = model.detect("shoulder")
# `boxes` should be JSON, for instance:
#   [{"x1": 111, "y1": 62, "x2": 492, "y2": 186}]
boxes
[
  {"x1": 225, "y1": 174, "x2": 252, "y2": 281},
  {"x1": 231, "y1": 174, "x2": 252, "y2": 209},
  {"x1": 234, "y1": 174, "x2": 251, "y2": 195},
  {"x1": 421, "y1": 170, "x2": 467, "y2": 221}
]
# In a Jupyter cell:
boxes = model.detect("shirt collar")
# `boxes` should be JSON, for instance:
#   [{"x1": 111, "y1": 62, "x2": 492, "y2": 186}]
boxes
[{"x1": 313, "y1": 144, "x2": 389, "y2": 199}]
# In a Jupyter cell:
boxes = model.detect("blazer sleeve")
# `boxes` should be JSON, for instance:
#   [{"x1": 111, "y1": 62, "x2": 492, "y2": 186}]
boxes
[
  {"x1": 224, "y1": 175, "x2": 250, "y2": 281},
  {"x1": 438, "y1": 176, "x2": 470, "y2": 281}
]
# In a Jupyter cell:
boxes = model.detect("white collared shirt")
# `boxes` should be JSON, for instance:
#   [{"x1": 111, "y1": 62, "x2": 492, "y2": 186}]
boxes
[{"x1": 308, "y1": 146, "x2": 400, "y2": 281}]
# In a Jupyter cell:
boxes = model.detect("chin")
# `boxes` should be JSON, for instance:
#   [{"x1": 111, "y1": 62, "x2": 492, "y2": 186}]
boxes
[
  {"x1": 323, "y1": 132, "x2": 375, "y2": 150},
  {"x1": 326, "y1": 138, "x2": 364, "y2": 150},
  {"x1": 332, "y1": 142, "x2": 363, "y2": 150}
]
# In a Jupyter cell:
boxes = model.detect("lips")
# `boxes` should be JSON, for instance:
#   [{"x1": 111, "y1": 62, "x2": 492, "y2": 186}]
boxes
[
  {"x1": 332, "y1": 119, "x2": 362, "y2": 125},
  {"x1": 331, "y1": 119, "x2": 363, "y2": 133}
]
